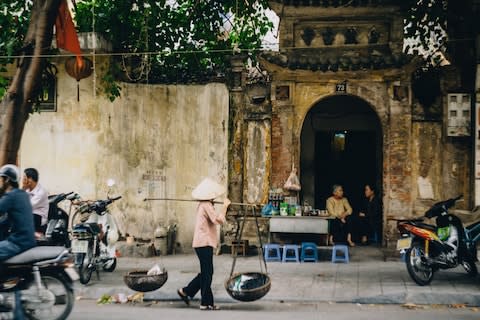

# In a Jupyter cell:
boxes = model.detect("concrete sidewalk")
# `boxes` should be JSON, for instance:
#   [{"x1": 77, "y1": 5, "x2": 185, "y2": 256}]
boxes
[{"x1": 74, "y1": 246, "x2": 480, "y2": 306}]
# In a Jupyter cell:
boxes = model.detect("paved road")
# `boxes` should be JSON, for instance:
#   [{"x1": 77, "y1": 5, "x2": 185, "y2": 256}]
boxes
[
  {"x1": 69, "y1": 299, "x2": 480, "y2": 320},
  {"x1": 74, "y1": 246, "x2": 480, "y2": 306}
]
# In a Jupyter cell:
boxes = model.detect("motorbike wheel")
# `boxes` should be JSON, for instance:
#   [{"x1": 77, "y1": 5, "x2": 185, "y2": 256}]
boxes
[
  {"x1": 405, "y1": 244, "x2": 435, "y2": 286},
  {"x1": 23, "y1": 271, "x2": 74, "y2": 320},
  {"x1": 102, "y1": 257, "x2": 117, "y2": 272},
  {"x1": 461, "y1": 259, "x2": 478, "y2": 277},
  {"x1": 78, "y1": 248, "x2": 94, "y2": 285}
]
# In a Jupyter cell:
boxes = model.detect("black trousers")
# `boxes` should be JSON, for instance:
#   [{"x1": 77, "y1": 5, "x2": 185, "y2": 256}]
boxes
[
  {"x1": 183, "y1": 246, "x2": 214, "y2": 306},
  {"x1": 331, "y1": 218, "x2": 351, "y2": 244},
  {"x1": 33, "y1": 214, "x2": 43, "y2": 233},
  {"x1": 350, "y1": 215, "x2": 370, "y2": 242}
]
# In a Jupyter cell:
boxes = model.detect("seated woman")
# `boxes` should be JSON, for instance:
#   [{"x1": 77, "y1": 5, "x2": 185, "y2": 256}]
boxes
[
  {"x1": 326, "y1": 184, "x2": 355, "y2": 247},
  {"x1": 357, "y1": 183, "x2": 381, "y2": 245}
]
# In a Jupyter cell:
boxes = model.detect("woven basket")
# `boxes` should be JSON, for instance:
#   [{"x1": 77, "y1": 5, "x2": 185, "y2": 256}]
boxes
[
  {"x1": 124, "y1": 270, "x2": 168, "y2": 292},
  {"x1": 224, "y1": 272, "x2": 271, "y2": 302}
]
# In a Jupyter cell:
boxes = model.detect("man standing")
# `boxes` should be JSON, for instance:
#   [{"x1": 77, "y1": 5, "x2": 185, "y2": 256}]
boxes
[{"x1": 22, "y1": 168, "x2": 49, "y2": 236}]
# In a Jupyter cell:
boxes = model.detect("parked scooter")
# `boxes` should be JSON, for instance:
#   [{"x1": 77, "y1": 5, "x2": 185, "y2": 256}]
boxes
[
  {"x1": 37, "y1": 192, "x2": 80, "y2": 248},
  {"x1": 396, "y1": 195, "x2": 479, "y2": 286},
  {"x1": 0, "y1": 246, "x2": 77, "y2": 320},
  {"x1": 71, "y1": 183, "x2": 121, "y2": 284}
]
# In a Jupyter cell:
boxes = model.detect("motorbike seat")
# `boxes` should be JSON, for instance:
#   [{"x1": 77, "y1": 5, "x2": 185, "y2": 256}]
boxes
[
  {"x1": 74, "y1": 222, "x2": 101, "y2": 235},
  {"x1": 3, "y1": 246, "x2": 67, "y2": 266},
  {"x1": 414, "y1": 222, "x2": 436, "y2": 231}
]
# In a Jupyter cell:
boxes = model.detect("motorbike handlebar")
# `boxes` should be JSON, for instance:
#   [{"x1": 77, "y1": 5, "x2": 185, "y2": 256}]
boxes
[
  {"x1": 49, "y1": 191, "x2": 75, "y2": 204},
  {"x1": 66, "y1": 192, "x2": 80, "y2": 201},
  {"x1": 84, "y1": 196, "x2": 122, "y2": 215},
  {"x1": 443, "y1": 194, "x2": 463, "y2": 209},
  {"x1": 453, "y1": 194, "x2": 463, "y2": 202},
  {"x1": 425, "y1": 194, "x2": 463, "y2": 218}
]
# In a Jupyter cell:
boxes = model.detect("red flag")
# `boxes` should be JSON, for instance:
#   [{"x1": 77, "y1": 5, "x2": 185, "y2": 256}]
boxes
[{"x1": 55, "y1": 0, "x2": 83, "y2": 68}]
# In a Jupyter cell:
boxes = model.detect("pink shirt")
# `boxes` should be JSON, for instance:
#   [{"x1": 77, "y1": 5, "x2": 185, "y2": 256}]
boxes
[{"x1": 192, "y1": 201, "x2": 225, "y2": 248}]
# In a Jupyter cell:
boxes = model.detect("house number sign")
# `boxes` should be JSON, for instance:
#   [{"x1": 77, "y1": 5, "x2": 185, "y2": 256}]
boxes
[{"x1": 336, "y1": 81, "x2": 347, "y2": 93}]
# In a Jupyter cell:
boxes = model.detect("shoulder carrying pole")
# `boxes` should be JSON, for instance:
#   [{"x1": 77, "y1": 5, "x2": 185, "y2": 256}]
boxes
[{"x1": 143, "y1": 197, "x2": 263, "y2": 207}]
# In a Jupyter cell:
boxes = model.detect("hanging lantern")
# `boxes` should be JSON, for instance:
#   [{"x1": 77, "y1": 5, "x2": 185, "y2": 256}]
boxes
[{"x1": 65, "y1": 56, "x2": 93, "y2": 101}]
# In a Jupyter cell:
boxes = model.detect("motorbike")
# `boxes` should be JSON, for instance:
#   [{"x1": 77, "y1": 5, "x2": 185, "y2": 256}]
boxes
[
  {"x1": 37, "y1": 192, "x2": 80, "y2": 248},
  {"x1": 396, "y1": 195, "x2": 479, "y2": 286},
  {"x1": 71, "y1": 194, "x2": 121, "y2": 285},
  {"x1": 0, "y1": 246, "x2": 77, "y2": 320}
]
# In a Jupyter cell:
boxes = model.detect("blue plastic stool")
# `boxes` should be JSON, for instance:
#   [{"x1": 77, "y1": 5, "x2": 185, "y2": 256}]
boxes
[
  {"x1": 263, "y1": 243, "x2": 282, "y2": 262},
  {"x1": 300, "y1": 242, "x2": 318, "y2": 262},
  {"x1": 331, "y1": 244, "x2": 349, "y2": 263},
  {"x1": 282, "y1": 244, "x2": 300, "y2": 262}
]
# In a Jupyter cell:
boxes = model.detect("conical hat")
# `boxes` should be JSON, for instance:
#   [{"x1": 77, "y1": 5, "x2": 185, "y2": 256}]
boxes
[{"x1": 191, "y1": 177, "x2": 226, "y2": 200}]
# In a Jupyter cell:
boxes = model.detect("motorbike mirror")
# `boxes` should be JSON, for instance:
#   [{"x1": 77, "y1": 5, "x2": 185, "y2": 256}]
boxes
[
  {"x1": 107, "y1": 178, "x2": 116, "y2": 199},
  {"x1": 107, "y1": 179, "x2": 116, "y2": 188}
]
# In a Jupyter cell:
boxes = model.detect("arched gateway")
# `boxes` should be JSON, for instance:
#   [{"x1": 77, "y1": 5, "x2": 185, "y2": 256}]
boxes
[
  {"x1": 300, "y1": 95, "x2": 383, "y2": 240},
  {"x1": 227, "y1": 1, "x2": 472, "y2": 250}
]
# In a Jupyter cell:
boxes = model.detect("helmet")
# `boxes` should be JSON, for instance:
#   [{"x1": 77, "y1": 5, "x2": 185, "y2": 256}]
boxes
[{"x1": 0, "y1": 164, "x2": 19, "y2": 183}]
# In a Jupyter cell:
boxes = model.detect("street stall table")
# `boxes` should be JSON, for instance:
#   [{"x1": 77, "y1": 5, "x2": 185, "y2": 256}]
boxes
[{"x1": 269, "y1": 215, "x2": 334, "y2": 245}]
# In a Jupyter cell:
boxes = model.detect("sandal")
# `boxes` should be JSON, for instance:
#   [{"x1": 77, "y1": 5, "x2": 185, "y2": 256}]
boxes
[
  {"x1": 177, "y1": 288, "x2": 190, "y2": 305},
  {"x1": 200, "y1": 305, "x2": 220, "y2": 311}
]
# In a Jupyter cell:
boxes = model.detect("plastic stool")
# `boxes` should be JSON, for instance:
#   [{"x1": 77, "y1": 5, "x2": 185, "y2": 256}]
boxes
[
  {"x1": 300, "y1": 242, "x2": 318, "y2": 262},
  {"x1": 282, "y1": 244, "x2": 300, "y2": 262},
  {"x1": 263, "y1": 243, "x2": 281, "y2": 262},
  {"x1": 331, "y1": 244, "x2": 349, "y2": 263}
]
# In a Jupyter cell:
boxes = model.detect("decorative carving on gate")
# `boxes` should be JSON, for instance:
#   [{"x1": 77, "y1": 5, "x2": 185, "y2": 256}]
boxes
[
  {"x1": 321, "y1": 27, "x2": 335, "y2": 45},
  {"x1": 301, "y1": 27, "x2": 316, "y2": 46},
  {"x1": 344, "y1": 27, "x2": 358, "y2": 44}
]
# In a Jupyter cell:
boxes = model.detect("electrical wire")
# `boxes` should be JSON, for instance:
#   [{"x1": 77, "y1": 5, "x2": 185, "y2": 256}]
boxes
[{"x1": 0, "y1": 35, "x2": 474, "y2": 61}]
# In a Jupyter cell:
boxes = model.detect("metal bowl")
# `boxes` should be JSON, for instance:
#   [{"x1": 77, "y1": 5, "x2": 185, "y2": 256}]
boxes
[
  {"x1": 224, "y1": 272, "x2": 271, "y2": 302},
  {"x1": 123, "y1": 270, "x2": 168, "y2": 292}
]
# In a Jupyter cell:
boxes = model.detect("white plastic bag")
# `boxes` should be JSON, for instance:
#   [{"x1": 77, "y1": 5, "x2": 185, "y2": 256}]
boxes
[
  {"x1": 147, "y1": 264, "x2": 163, "y2": 275},
  {"x1": 283, "y1": 165, "x2": 301, "y2": 191}
]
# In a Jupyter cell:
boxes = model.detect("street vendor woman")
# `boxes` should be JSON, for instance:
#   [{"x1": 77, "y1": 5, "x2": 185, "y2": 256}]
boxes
[
  {"x1": 177, "y1": 177, "x2": 231, "y2": 311},
  {"x1": 326, "y1": 184, "x2": 355, "y2": 247}
]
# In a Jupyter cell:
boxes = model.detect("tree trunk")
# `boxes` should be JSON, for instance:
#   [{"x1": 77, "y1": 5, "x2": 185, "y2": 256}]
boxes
[{"x1": 0, "y1": 0, "x2": 61, "y2": 165}]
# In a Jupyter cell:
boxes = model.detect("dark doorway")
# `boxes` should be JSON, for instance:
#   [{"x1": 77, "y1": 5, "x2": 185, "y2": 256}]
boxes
[
  {"x1": 314, "y1": 131, "x2": 377, "y2": 211},
  {"x1": 300, "y1": 95, "x2": 382, "y2": 239}
]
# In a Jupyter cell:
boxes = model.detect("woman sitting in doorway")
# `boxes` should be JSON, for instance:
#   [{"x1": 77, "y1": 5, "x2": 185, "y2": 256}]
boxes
[
  {"x1": 326, "y1": 184, "x2": 355, "y2": 247},
  {"x1": 356, "y1": 183, "x2": 381, "y2": 245}
]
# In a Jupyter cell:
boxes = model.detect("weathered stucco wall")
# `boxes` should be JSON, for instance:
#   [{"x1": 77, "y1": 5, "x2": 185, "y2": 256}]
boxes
[{"x1": 19, "y1": 60, "x2": 229, "y2": 252}]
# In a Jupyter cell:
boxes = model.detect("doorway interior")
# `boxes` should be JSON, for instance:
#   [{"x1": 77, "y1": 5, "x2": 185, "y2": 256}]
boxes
[{"x1": 300, "y1": 95, "x2": 382, "y2": 224}]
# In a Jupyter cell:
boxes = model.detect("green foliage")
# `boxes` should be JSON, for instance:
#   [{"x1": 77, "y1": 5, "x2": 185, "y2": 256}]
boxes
[
  {"x1": 0, "y1": 1, "x2": 33, "y2": 99},
  {"x1": 73, "y1": 0, "x2": 273, "y2": 85},
  {"x1": 403, "y1": 0, "x2": 448, "y2": 65},
  {"x1": 102, "y1": 72, "x2": 122, "y2": 102}
]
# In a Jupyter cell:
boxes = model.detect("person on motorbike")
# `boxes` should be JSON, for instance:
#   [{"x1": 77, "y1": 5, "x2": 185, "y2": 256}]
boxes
[
  {"x1": 0, "y1": 165, "x2": 48, "y2": 319},
  {"x1": 0, "y1": 164, "x2": 36, "y2": 262},
  {"x1": 22, "y1": 168, "x2": 49, "y2": 238}
]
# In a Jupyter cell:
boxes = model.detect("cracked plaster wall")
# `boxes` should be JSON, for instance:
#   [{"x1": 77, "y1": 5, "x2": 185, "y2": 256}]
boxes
[{"x1": 19, "y1": 59, "x2": 229, "y2": 252}]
